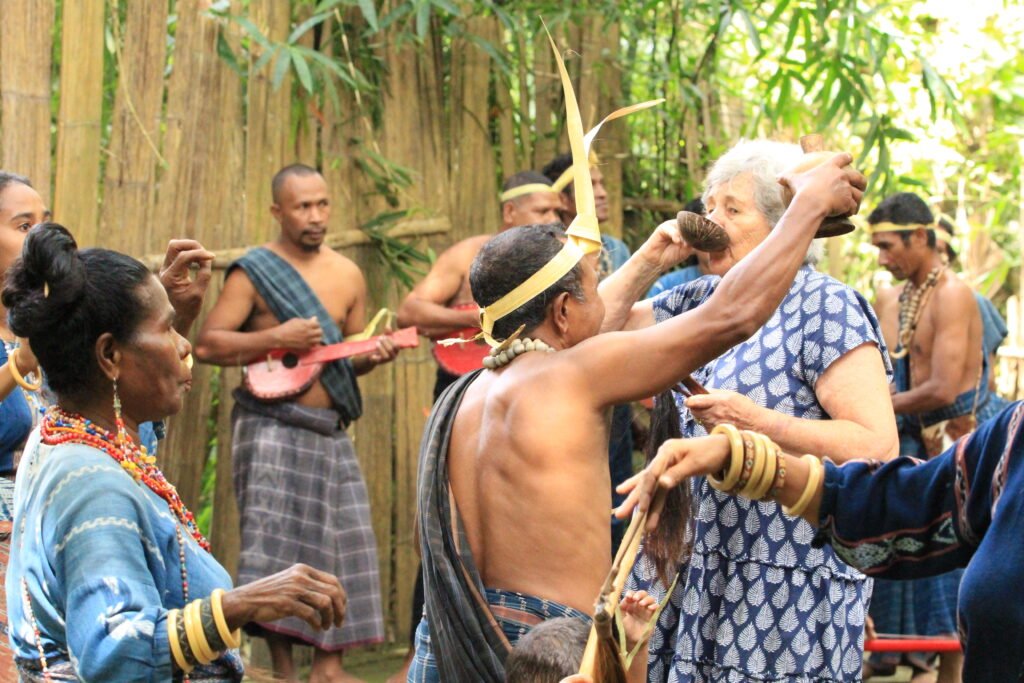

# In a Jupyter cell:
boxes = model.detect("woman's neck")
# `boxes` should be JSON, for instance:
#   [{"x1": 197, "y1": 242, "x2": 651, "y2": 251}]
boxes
[{"x1": 57, "y1": 395, "x2": 142, "y2": 443}]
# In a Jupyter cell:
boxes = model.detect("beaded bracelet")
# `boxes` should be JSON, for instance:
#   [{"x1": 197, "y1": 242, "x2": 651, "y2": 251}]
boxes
[
  {"x1": 708, "y1": 424, "x2": 744, "y2": 491},
  {"x1": 167, "y1": 609, "x2": 194, "y2": 674},
  {"x1": 7, "y1": 347, "x2": 41, "y2": 392},
  {"x1": 210, "y1": 589, "x2": 242, "y2": 650},
  {"x1": 768, "y1": 447, "x2": 787, "y2": 500},
  {"x1": 737, "y1": 431, "x2": 767, "y2": 498},
  {"x1": 782, "y1": 455, "x2": 823, "y2": 518},
  {"x1": 748, "y1": 434, "x2": 778, "y2": 500},
  {"x1": 184, "y1": 599, "x2": 217, "y2": 665}
]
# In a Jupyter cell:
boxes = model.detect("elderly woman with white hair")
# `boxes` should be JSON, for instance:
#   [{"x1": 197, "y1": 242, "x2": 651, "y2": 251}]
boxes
[{"x1": 614, "y1": 139, "x2": 898, "y2": 682}]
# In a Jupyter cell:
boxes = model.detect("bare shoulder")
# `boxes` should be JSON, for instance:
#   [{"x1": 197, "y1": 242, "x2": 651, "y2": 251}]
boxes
[
  {"x1": 875, "y1": 284, "x2": 901, "y2": 306},
  {"x1": 445, "y1": 234, "x2": 493, "y2": 263},
  {"x1": 934, "y1": 272, "x2": 974, "y2": 306},
  {"x1": 321, "y1": 248, "x2": 366, "y2": 280}
]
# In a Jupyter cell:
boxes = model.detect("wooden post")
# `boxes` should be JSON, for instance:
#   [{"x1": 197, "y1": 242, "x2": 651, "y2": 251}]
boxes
[
  {"x1": 53, "y1": 0, "x2": 104, "y2": 244},
  {"x1": 0, "y1": 0, "x2": 55, "y2": 195}
]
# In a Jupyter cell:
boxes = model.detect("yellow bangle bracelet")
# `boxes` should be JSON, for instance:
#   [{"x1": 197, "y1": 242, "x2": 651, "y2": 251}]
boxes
[
  {"x1": 748, "y1": 434, "x2": 778, "y2": 500},
  {"x1": 708, "y1": 424, "x2": 744, "y2": 491},
  {"x1": 782, "y1": 455, "x2": 823, "y2": 518},
  {"x1": 7, "y1": 347, "x2": 41, "y2": 392},
  {"x1": 210, "y1": 589, "x2": 242, "y2": 649},
  {"x1": 167, "y1": 609, "x2": 193, "y2": 674},
  {"x1": 738, "y1": 431, "x2": 767, "y2": 498},
  {"x1": 184, "y1": 600, "x2": 217, "y2": 665}
]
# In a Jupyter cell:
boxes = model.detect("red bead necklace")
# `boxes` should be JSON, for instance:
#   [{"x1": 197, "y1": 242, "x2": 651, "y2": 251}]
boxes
[{"x1": 40, "y1": 406, "x2": 211, "y2": 552}]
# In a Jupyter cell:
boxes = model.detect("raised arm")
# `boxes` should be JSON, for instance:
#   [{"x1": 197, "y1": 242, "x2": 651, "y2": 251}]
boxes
[
  {"x1": 194, "y1": 269, "x2": 320, "y2": 366},
  {"x1": 598, "y1": 220, "x2": 692, "y2": 333},
  {"x1": 396, "y1": 238, "x2": 482, "y2": 337},
  {"x1": 573, "y1": 154, "x2": 864, "y2": 408},
  {"x1": 892, "y1": 281, "x2": 978, "y2": 414}
]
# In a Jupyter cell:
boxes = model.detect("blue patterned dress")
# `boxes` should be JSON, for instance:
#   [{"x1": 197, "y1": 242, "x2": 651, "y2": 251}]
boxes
[{"x1": 630, "y1": 267, "x2": 891, "y2": 682}]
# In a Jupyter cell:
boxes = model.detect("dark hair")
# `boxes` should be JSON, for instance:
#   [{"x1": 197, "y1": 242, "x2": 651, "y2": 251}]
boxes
[
  {"x1": 470, "y1": 224, "x2": 584, "y2": 341},
  {"x1": 505, "y1": 617, "x2": 590, "y2": 683},
  {"x1": 501, "y1": 170, "x2": 555, "y2": 205},
  {"x1": 541, "y1": 154, "x2": 573, "y2": 195},
  {"x1": 868, "y1": 192, "x2": 936, "y2": 248},
  {"x1": 2, "y1": 223, "x2": 153, "y2": 401},
  {"x1": 271, "y1": 163, "x2": 320, "y2": 203},
  {"x1": 643, "y1": 391, "x2": 693, "y2": 585},
  {"x1": 0, "y1": 171, "x2": 32, "y2": 206}
]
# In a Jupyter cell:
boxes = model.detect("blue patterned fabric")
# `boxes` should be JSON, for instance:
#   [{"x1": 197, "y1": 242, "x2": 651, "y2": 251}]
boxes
[
  {"x1": 630, "y1": 267, "x2": 890, "y2": 682},
  {"x1": 5, "y1": 431, "x2": 243, "y2": 681},
  {"x1": 646, "y1": 265, "x2": 703, "y2": 300},
  {"x1": 408, "y1": 588, "x2": 589, "y2": 683},
  {"x1": 0, "y1": 343, "x2": 36, "y2": 475},
  {"x1": 815, "y1": 402, "x2": 1024, "y2": 682}
]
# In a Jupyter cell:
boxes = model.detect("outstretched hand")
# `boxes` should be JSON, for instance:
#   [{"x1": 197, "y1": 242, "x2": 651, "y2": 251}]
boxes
[
  {"x1": 220, "y1": 563, "x2": 347, "y2": 632},
  {"x1": 777, "y1": 152, "x2": 866, "y2": 221},
  {"x1": 159, "y1": 239, "x2": 215, "y2": 334},
  {"x1": 614, "y1": 434, "x2": 731, "y2": 531},
  {"x1": 637, "y1": 219, "x2": 695, "y2": 274}
]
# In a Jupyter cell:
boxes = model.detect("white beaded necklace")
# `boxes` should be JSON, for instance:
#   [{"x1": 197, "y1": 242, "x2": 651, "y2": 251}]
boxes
[{"x1": 482, "y1": 337, "x2": 555, "y2": 369}]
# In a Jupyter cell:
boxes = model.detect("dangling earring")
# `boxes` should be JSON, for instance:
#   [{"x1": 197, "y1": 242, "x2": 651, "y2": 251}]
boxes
[{"x1": 112, "y1": 378, "x2": 128, "y2": 449}]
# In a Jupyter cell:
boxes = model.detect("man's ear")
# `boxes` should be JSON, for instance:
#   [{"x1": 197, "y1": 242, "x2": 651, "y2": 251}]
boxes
[
  {"x1": 551, "y1": 291, "x2": 572, "y2": 338},
  {"x1": 270, "y1": 202, "x2": 282, "y2": 223},
  {"x1": 560, "y1": 192, "x2": 577, "y2": 215},
  {"x1": 94, "y1": 332, "x2": 122, "y2": 382},
  {"x1": 501, "y1": 201, "x2": 516, "y2": 227}
]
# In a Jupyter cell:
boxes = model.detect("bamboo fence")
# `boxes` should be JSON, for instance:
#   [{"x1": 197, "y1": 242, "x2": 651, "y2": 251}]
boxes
[{"x1": 0, "y1": 0, "x2": 627, "y2": 646}]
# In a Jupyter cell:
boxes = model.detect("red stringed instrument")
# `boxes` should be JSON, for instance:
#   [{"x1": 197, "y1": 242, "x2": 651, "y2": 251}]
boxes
[
  {"x1": 244, "y1": 327, "x2": 419, "y2": 401},
  {"x1": 431, "y1": 303, "x2": 490, "y2": 376}
]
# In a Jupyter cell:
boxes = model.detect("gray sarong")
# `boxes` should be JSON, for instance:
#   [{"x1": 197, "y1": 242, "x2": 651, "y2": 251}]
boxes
[{"x1": 231, "y1": 389, "x2": 384, "y2": 650}]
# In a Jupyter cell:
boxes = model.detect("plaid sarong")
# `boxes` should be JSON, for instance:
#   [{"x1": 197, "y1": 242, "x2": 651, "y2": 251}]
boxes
[
  {"x1": 230, "y1": 247, "x2": 362, "y2": 425},
  {"x1": 232, "y1": 390, "x2": 383, "y2": 649},
  {"x1": 416, "y1": 370, "x2": 513, "y2": 682}
]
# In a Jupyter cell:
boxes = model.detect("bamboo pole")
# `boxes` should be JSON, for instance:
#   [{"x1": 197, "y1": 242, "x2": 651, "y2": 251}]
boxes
[
  {"x1": 100, "y1": 0, "x2": 170, "y2": 255},
  {"x1": 0, "y1": 0, "x2": 55, "y2": 195},
  {"x1": 155, "y1": 0, "x2": 247, "y2": 511},
  {"x1": 533, "y1": 31, "x2": 557, "y2": 168},
  {"x1": 53, "y1": 0, "x2": 104, "y2": 245}
]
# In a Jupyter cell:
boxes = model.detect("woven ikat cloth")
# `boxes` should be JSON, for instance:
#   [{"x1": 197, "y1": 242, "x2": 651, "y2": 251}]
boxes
[{"x1": 631, "y1": 267, "x2": 891, "y2": 682}]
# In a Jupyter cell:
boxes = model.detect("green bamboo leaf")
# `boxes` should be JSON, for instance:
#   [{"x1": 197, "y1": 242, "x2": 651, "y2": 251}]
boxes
[
  {"x1": 253, "y1": 44, "x2": 278, "y2": 73},
  {"x1": 430, "y1": 0, "x2": 460, "y2": 16},
  {"x1": 233, "y1": 16, "x2": 272, "y2": 49},
  {"x1": 288, "y1": 12, "x2": 330, "y2": 45},
  {"x1": 736, "y1": 8, "x2": 762, "y2": 57},
  {"x1": 215, "y1": 30, "x2": 245, "y2": 77},
  {"x1": 783, "y1": 9, "x2": 802, "y2": 55},
  {"x1": 272, "y1": 49, "x2": 291, "y2": 90},
  {"x1": 357, "y1": 0, "x2": 380, "y2": 32},
  {"x1": 290, "y1": 48, "x2": 314, "y2": 94},
  {"x1": 416, "y1": 1, "x2": 432, "y2": 40}
]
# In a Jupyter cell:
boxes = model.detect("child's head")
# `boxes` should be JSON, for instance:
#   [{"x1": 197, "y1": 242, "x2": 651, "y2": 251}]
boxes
[{"x1": 505, "y1": 617, "x2": 590, "y2": 683}]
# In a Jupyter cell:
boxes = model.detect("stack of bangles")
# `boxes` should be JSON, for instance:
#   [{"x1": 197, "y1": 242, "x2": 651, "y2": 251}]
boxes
[
  {"x1": 167, "y1": 589, "x2": 241, "y2": 674},
  {"x1": 7, "y1": 347, "x2": 41, "y2": 392},
  {"x1": 708, "y1": 424, "x2": 824, "y2": 518}
]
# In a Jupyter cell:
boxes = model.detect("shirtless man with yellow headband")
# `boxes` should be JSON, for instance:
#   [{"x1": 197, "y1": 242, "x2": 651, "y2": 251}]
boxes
[{"x1": 411, "y1": 155, "x2": 866, "y2": 682}]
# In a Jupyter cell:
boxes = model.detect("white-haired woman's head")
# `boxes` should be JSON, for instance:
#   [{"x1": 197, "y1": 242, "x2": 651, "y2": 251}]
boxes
[{"x1": 701, "y1": 139, "x2": 822, "y2": 271}]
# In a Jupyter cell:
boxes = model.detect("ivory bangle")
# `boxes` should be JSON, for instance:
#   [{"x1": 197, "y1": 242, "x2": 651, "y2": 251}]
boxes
[
  {"x1": 210, "y1": 589, "x2": 242, "y2": 649},
  {"x1": 184, "y1": 600, "x2": 217, "y2": 665},
  {"x1": 782, "y1": 455, "x2": 823, "y2": 518},
  {"x1": 708, "y1": 424, "x2": 744, "y2": 491},
  {"x1": 7, "y1": 348, "x2": 41, "y2": 392},
  {"x1": 748, "y1": 435, "x2": 778, "y2": 500},
  {"x1": 167, "y1": 609, "x2": 194, "y2": 673}
]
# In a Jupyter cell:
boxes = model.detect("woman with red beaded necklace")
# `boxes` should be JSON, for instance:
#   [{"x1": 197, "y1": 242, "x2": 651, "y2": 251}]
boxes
[{"x1": 2, "y1": 223, "x2": 347, "y2": 682}]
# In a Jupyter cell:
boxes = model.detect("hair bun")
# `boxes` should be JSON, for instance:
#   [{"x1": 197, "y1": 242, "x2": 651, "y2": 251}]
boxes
[{"x1": 3, "y1": 222, "x2": 86, "y2": 339}]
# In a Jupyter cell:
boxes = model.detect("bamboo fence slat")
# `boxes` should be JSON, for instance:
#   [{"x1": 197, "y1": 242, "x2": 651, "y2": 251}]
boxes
[
  {"x1": 243, "y1": 0, "x2": 292, "y2": 245},
  {"x1": 0, "y1": 0, "x2": 55, "y2": 194},
  {"x1": 53, "y1": 0, "x2": 104, "y2": 244},
  {"x1": 100, "y1": 0, "x2": 170, "y2": 256},
  {"x1": 532, "y1": 31, "x2": 557, "y2": 169}
]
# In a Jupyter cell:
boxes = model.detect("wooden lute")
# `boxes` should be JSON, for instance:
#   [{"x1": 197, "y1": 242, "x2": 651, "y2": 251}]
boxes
[
  {"x1": 431, "y1": 302, "x2": 490, "y2": 376},
  {"x1": 244, "y1": 327, "x2": 419, "y2": 401}
]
